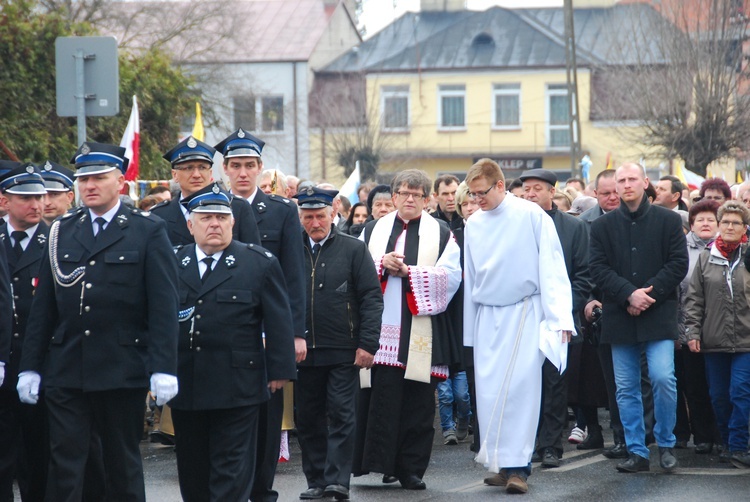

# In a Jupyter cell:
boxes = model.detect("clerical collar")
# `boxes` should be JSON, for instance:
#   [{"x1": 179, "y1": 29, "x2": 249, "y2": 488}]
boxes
[
  {"x1": 88, "y1": 201, "x2": 121, "y2": 224},
  {"x1": 396, "y1": 213, "x2": 422, "y2": 225}
]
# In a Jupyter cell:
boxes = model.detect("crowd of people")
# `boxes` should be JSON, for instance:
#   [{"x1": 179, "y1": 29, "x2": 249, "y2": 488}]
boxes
[{"x1": 2, "y1": 138, "x2": 750, "y2": 501}]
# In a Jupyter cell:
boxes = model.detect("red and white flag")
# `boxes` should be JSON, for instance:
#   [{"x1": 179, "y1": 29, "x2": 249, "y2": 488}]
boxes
[{"x1": 120, "y1": 95, "x2": 140, "y2": 181}]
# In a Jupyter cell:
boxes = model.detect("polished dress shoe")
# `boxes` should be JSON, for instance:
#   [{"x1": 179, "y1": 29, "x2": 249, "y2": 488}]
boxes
[
  {"x1": 616, "y1": 454, "x2": 650, "y2": 473},
  {"x1": 382, "y1": 475, "x2": 398, "y2": 484},
  {"x1": 694, "y1": 442, "x2": 713, "y2": 454},
  {"x1": 399, "y1": 474, "x2": 426, "y2": 490},
  {"x1": 299, "y1": 487, "x2": 325, "y2": 500},
  {"x1": 541, "y1": 447, "x2": 560, "y2": 468},
  {"x1": 659, "y1": 447, "x2": 678, "y2": 472},
  {"x1": 730, "y1": 451, "x2": 750, "y2": 469},
  {"x1": 483, "y1": 471, "x2": 508, "y2": 486},
  {"x1": 603, "y1": 442, "x2": 629, "y2": 459},
  {"x1": 324, "y1": 484, "x2": 350, "y2": 500}
]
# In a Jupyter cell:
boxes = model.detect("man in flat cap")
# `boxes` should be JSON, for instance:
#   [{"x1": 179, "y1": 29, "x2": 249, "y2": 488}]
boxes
[
  {"x1": 296, "y1": 187, "x2": 383, "y2": 500},
  {"x1": 39, "y1": 160, "x2": 76, "y2": 226},
  {"x1": 17, "y1": 142, "x2": 180, "y2": 501},
  {"x1": 216, "y1": 128, "x2": 305, "y2": 502},
  {"x1": 152, "y1": 135, "x2": 260, "y2": 247},
  {"x1": 170, "y1": 184, "x2": 296, "y2": 502},
  {"x1": 0, "y1": 163, "x2": 49, "y2": 500},
  {"x1": 519, "y1": 169, "x2": 594, "y2": 469}
]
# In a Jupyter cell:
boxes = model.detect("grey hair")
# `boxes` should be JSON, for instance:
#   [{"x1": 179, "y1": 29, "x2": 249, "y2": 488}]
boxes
[
  {"x1": 391, "y1": 169, "x2": 431, "y2": 198},
  {"x1": 718, "y1": 200, "x2": 750, "y2": 226}
]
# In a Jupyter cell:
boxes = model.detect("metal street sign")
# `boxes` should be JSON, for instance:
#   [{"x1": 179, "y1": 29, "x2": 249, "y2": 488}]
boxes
[{"x1": 55, "y1": 36, "x2": 119, "y2": 144}]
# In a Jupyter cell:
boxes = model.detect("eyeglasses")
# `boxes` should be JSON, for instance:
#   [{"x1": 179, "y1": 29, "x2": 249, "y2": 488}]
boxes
[
  {"x1": 468, "y1": 185, "x2": 495, "y2": 199},
  {"x1": 719, "y1": 220, "x2": 745, "y2": 227},
  {"x1": 394, "y1": 191, "x2": 425, "y2": 200},
  {"x1": 173, "y1": 164, "x2": 211, "y2": 172}
]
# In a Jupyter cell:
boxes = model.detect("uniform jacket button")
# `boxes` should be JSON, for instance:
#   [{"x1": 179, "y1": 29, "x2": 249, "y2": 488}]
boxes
[{"x1": 84, "y1": 330, "x2": 91, "y2": 336}]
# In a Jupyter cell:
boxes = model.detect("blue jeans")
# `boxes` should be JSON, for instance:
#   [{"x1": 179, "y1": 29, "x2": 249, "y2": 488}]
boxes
[
  {"x1": 703, "y1": 352, "x2": 750, "y2": 452},
  {"x1": 437, "y1": 371, "x2": 471, "y2": 434},
  {"x1": 611, "y1": 340, "x2": 676, "y2": 458}
]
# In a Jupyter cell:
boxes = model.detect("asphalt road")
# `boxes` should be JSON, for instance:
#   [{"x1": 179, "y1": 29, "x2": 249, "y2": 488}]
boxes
[{"x1": 141, "y1": 410, "x2": 750, "y2": 501}]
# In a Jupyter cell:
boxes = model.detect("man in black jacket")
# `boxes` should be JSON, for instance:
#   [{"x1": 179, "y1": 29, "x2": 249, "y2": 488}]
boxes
[
  {"x1": 296, "y1": 187, "x2": 383, "y2": 500},
  {"x1": 520, "y1": 169, "x2": 593, "y2": 469},
  {"x1": 590, "y1": 163, "x2": 688, "y2": 474}
]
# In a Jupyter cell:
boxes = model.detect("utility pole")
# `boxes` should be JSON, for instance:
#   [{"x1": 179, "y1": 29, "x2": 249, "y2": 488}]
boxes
[{"x1": 563, "y1": 0, "x2": 582, "y2": 178}]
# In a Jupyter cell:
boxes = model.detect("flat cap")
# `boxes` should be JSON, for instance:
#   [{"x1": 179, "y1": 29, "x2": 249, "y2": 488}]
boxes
[{"x1": 518, "y1": 169, "x2": 558, "y2": 187}]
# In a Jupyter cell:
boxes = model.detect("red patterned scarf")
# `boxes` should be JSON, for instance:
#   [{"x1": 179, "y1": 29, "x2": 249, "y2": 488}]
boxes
[{"x1": 714, "y1": 234, "x2": 748, "y2": 259}]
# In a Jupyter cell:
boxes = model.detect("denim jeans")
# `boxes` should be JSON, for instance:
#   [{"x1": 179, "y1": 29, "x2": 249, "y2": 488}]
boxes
[
  {"x1": 437, "y1": 371, "x2": 472, "y2": 434},
  {"x1": 611, "y1": 340, "x2": 676, "y2": 458},
  {"x1": 703, "y1": 352, "x2": 750, "y2": 452}
]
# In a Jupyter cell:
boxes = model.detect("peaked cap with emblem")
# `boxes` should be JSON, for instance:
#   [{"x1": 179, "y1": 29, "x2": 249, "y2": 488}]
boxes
[
  {"x1": 71, "y1": 142, "x2": 129, "y2": 177},
  {"x1": 296, "y1": 186, "x2": 338, "y2": 209},
  {"x1": 214, "y1": 128, "x2": 265, "y2": 159},
  {"x1": 39, "y1": 160, "x2": 75, "y2": 191},
  {"x1": 182, "y1": 182, "x2": 233, "y2": 214},
  {"x1": 0, "y1": 162, "x2": 46, "y2": 195},
  {"x1": 163, "y1": 135, "x2": 216, "y2": 166}
]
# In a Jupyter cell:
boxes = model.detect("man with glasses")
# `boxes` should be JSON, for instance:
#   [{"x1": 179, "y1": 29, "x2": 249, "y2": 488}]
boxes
[
  {"x1": 463, "y1": 159, "x2": 574, "y2": 495},
  {"x1": 152, "y1": 135, "x2": 260, "y2": 247},
  {"x1": 354, "y1": 169, "x2": 462, "y2": 491}
]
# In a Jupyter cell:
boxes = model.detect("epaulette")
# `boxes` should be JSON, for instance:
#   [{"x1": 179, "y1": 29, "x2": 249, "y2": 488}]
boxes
[
  {"x1": 150, "y1": 200, "x2": 170, "y2": 210},
  {"x1": 247, "y1": 242, "x2": 275, "y2": 260},
  {"x1": 268, "y1": 194, "x2": 291, "y2": 204},
  {"x1": 129, "y1": 207, "x2": 155, "y2": 218},
  {"x1": 61, "y1": 206, "x2": 86, "y2": 219}
]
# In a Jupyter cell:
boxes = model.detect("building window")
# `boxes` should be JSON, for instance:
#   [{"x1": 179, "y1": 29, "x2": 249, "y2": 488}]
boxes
[
  {"x1": 381, "y1": 85, "x2": 410, "y2": 131},
  {"x1": 233, "y1": 96, "x2": 284, "y2": 132},
  {"x1": 262, "y1": 96, "x2": 284, "y2": 132},
  {"x1": 492, "y1": 83, "x2": 521, "y2": 129},
  {"x1": 438, "y1": 84, "x2": 466, "y2": 130},
  {"x1": 234, "y1": 96, "x2": 256, "y2": 131},
  {"x1": 547, "y1": 84, "x2": 570, "y2": 149}
]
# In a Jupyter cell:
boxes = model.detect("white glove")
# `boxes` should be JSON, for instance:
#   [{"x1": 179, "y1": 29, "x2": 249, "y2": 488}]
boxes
[
  {"x1": 150, "y1": 373, "x2": 178, "y2": 406},
  {"x1": 17, "y1": 371, "x2": 41, "y2": 405},
  {"x1": 0, "y1": 362, "x2": 4, "y2": 387}
]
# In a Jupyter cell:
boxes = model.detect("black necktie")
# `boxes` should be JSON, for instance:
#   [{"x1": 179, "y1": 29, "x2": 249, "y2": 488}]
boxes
[
  {"x1": 11, "y1": 231, "x2": 26, "y2": 258},
  {"x1": 94, "y1": 217, "x2": 107, "y2": 239},
  {"x1": 201, "y1": 257, "x2": 214, "y2": 283},
  {"x1": 312, "y1": 243, "x2": 321, "y2": 257}
]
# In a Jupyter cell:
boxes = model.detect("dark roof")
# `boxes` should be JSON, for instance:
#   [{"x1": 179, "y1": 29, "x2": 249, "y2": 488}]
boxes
[{"x1": 320, "y1": 4, "x2": 676, "y2": 73}]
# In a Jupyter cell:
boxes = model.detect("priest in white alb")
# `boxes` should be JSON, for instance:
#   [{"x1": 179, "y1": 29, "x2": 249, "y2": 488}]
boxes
[
  {"x1": 353, "y1": 169, "x2": 462, "y2": 491},
  {"x1": 463, "y1": 159, "x2": 574, "y2": 495}
]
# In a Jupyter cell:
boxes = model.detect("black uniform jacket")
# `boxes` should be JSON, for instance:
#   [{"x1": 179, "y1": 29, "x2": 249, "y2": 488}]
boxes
[
  {"x1": 589, "y1": 195, "x2": 688, "y2": 344},
  {"x1": 20, "y1": 204, "x2": 180, "y2": 391},
  {"x1": 0, "y1": 221, "x2": 48, "y2": 390},
  {"x1": 301, "y1": 225, "x2": 383, "y2": 362},
  {"x1": 248, "y1": 190, "x2": 306, "y2": 339},
  {"x1": 170, "y1": 240, "x2": 297, "y2": 411},
  {"x1": 151, "y1": 195, "x2": 260, "y2": 247},
  {"x1": 0, "y1": 225, "x2": 12, "y2": 366}
]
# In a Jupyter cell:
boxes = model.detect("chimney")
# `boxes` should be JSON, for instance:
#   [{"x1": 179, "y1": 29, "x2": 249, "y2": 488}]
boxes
[{"x1": 421, "y1": 0, "x2": 465, "y2": 12}]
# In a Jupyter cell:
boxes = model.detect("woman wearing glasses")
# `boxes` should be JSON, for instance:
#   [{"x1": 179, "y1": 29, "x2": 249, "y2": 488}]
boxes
[{"x1": 685, "y1": 200, "x2": 750, "y2": 469}]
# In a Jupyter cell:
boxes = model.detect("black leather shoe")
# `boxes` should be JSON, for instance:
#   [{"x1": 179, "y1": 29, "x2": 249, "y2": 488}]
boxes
[
  {"x1": 616, "y1": 454, "x2": 650, "y2": 473},
  {"x1": 399, "y1": 475, "x2": 426, "y2": 490},
  {"x1": 382, "y1": 475, "x2": 398, "y2": 484},
  {"x1": 730, "y1": 451, "x2": 750, "y2": 469},
  {"x1": 659, "y1": 447, "x2": 677, "y2": 472},
  {"x1": 299, "y1": 487, "x2": 325, "y2": 500},
  {"x1": 542, "y1": 447, "x2": 560, "y2": 468},
  {"x1": 531, "y1": 450, "x2": 542, "y2": 462},
  {"x1": 324, "y1": 484, "x2": 350, "y2": 500},
  {"x1": 695, "y1": 442, "x2": 713, "y2": 454},
  {"x1": 603, "y1": 443, "x2": 629, "y2": 459},
  {"x1": 577, "y1": 425, "x2": 604, "y2": 450}
]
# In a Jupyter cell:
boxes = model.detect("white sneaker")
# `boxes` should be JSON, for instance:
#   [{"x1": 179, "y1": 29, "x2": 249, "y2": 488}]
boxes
[{"x1": 568, "y1": 426, "x2": 587, "y2": 444}]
